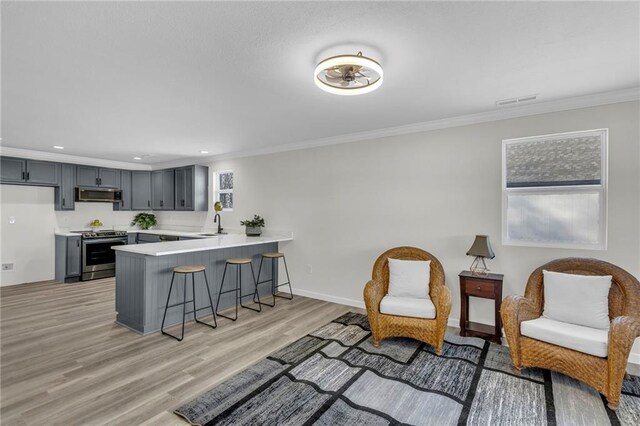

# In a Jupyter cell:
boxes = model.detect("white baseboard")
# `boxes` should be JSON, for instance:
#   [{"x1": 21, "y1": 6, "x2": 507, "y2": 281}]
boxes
[
  {"x1": 291, "y1": 287, "x2": 366, "y2": 309},
  {"x1": 292, "y1": 286, "x2": 640, "y2": 365}
]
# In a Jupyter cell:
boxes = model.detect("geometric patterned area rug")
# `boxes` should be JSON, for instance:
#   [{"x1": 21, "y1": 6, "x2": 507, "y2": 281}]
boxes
[{"x1": 175, "y1": 312, "x2": 640, "y2": 425}]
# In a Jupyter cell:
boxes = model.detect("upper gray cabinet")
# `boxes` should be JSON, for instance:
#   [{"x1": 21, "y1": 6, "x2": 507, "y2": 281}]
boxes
[
  {"x1": 76, "y1": 166, "x2": 120, "y2": 188},
  {"x1": 54, "y1": 164, "x2": 76, "y2": 211},
  {"x1": 151, "y1": 169, "x2": 175, "y2": 210},
  {"x1": 0, "y1": 157, "x2": 59, "y2": 186},
  {"x1": 131, "y1": 171, "x2": 152, "y2": 210},
  {"x1": 114, "y1": 170, "x2": 132, "y2": 211},
  {"x1": 175, "y1": 165, "x2": 208, "y2": 211}
]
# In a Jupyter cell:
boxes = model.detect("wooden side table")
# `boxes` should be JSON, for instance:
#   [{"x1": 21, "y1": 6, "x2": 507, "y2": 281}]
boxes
[{"x1": 459, "y1": 270, "x2": 504, "y2": 344}]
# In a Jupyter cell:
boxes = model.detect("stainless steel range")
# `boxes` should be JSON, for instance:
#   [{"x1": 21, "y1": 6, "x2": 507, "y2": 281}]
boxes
[{"x1": 74, "y1": 230, "x2": 128, "y2": 281}]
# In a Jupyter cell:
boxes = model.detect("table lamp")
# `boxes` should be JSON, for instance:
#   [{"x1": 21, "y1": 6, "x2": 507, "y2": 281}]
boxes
[{"x1": 466, "y1": 235, "x2": 495, "y2": 276}]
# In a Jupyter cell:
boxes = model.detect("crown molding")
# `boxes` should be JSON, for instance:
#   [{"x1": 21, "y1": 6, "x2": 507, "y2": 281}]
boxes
[
  {"x1": 0, "y1": 146, "x2": 152, "y2": 170},
  {"x1": 152, "y1": 87, "x2": 639, "y2": 169},
  {"x1": 3, "y1": 88, "x2": 638, "y2": 171}
]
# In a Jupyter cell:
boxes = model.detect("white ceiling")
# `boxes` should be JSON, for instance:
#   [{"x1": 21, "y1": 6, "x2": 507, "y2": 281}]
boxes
[{"x1": 2, "y1": 1, "x2": 639, "y2": 165}]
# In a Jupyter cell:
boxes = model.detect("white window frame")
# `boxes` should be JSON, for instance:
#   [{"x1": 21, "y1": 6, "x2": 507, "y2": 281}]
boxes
[
  {"x1": 501, "y1": 129, "x2": 608, "y2": 250},
  {"x1": 214, "y1": 170, "x2": 234, "y2": 211}
]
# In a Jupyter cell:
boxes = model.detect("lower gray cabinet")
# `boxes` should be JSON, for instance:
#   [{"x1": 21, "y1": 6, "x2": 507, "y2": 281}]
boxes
[
  {"x1": 55, "y1": 235, "x2": 81, "y2": 283},
  {"x1": 55, "y1": 164, "x2": 75, "y2": 211},
  {"x1": 136, "y1": 233, "x2": 161, "y2": 244}
]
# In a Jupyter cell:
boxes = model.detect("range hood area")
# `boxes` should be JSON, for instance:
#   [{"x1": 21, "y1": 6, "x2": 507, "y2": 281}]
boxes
[{"x1": 75, "y1": 187, "x2": 123, "y2": 203}]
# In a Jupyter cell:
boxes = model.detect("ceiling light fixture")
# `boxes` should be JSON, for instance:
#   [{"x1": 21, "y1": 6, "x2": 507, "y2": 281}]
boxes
[
  {"x1": 200, "y1": 150, "x2": 209, "y2": 154},
  {"x1": 133, "y1": 156, "x2": 142, "y2": 160},
  {"x1": 53, "y1": 145, "x2": 64, "y2": 150},
  {"x1": 314, "y1": 51, "x2": 383, "y2": 96}
]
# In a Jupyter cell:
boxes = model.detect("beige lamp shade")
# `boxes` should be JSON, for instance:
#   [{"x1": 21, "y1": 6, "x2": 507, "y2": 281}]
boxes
[{"x1": 466, "y1": 235, "x2": 495, "y2": 259}]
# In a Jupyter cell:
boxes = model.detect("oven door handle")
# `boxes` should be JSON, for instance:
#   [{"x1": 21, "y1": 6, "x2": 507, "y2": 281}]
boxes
[{"x1": 83, "y1": 238, "x2": 128, "y2": 245}]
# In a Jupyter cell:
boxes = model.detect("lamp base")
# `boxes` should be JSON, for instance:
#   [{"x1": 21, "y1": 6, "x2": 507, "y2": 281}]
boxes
[{"x1": 470, "y1": 256, "x2": 490, "y2": 276}]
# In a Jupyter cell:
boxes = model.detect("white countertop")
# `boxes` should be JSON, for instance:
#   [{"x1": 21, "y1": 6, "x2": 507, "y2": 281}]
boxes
[{"x1": 112, "y1": 232, "x2": 293, "y2": 256}]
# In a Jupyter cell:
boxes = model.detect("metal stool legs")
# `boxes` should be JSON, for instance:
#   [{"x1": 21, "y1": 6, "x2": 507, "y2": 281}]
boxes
[
  {"x1": 215, "y1": 261, "x2": 262, "y2": 321},
  {"x1": 256, "y1": 255, "x2": 293, "y2": 308},
  {"x1": 161, "y1": 270, "x2": 217, "y2": 342}
]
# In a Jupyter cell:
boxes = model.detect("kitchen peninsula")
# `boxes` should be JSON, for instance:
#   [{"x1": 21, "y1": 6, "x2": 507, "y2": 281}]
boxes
[{"x1": 113, "y1": 232, "x2": 293, "y2": 334}]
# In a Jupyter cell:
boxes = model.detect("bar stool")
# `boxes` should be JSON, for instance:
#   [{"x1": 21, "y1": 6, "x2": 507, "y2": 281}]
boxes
[
  {"x1": 215, "y1": 258, "x2": 261, "y2": 321},
  {"x1": 256, "y1": 252, "x2": 293, "y2": 307},
  {"x1": 161, "y1": 265, "x2": 217, "y2": 341}
]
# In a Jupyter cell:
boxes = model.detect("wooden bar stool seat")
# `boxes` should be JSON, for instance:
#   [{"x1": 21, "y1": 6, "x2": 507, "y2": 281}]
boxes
[
  {"x1": 174, "y1": 265, "x2": 206, "y2": 273},
  {"x1": 161, "y1": 265, "x2": 217, "y2": 342},
  {"x1": 256, "y1": 252, "x2": 293, "y2": 307},
  {"x1": 226, "y1": 258, "x2": 252, "y2": 265},
  {"x1": 215, "y1": 258, "x2": 261, "y2": 321},
  {"x1": 261, "y1": 252, "x2": 284, "y2": 258}
]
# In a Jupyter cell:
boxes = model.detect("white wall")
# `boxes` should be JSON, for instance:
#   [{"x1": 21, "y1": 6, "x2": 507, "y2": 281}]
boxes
[
  {"x1": 158, "y1": 101, "x2": 640, "y2": 356},
  {"x1": 0, "y1": 185, "x2": 137, "y2": 286},
  {"x1": 0, "y1": 185, "x2": 57, "y2": 286}
]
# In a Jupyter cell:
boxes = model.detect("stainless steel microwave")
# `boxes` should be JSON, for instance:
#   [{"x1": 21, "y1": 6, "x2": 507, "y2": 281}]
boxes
[{"x1": 75, "y1": 187, "x2": 123, "y2": 203}]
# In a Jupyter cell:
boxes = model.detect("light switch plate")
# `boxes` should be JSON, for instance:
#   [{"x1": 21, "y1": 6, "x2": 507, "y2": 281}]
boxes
[{"x1": 9, "y1": 217, "x2": 16, "y2": 224}]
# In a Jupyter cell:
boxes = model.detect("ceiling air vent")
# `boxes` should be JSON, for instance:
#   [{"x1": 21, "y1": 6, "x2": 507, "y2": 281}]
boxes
[{"x1": 496, "y1": 94, "x2": 538, "y2": 107}]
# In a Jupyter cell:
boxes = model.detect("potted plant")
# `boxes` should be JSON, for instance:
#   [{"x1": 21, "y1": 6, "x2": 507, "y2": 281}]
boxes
[
  {"x1": 131, "y1": 213, "x2": 157, "y2": 230},
  {"x1": 240, "y1": 215, "x2": 265, "y2": 236}
]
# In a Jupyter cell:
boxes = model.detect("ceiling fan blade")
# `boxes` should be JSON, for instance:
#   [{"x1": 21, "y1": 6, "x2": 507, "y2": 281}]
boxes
[
  {"x1": 326, "y1": 69, "x2": 343, "y2": 78},
  {"x1": 325, "y1": 76, "x2": 344, "y2": 83}
]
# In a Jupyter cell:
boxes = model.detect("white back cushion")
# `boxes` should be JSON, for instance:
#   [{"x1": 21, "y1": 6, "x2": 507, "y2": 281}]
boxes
[
  {"x1": 542, "y1": 270, "x2": 612, "y2": 329},
  {"x1": 387, "y1": 258, "x2": 431, "y2": 299}
]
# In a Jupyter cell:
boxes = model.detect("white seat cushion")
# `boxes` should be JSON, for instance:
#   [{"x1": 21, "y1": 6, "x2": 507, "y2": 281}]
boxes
[
  {"x1": 388, "y1": 258, "x2": 431, "y2": 299},
  {"x1": 521, "y1": 317, "x2": 608, "y2": 358},
  {"x1": 379, "y1": 295, "x2": 436, "y2": 319}
]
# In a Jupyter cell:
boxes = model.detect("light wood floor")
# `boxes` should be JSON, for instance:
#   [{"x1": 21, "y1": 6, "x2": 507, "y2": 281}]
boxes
[{"x1": 1, "y1": 278, "x2": 360, "y2": 425}]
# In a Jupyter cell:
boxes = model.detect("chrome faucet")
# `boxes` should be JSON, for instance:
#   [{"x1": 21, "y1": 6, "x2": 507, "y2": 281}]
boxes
[{"x1": 214, "y1": 213, "x2": 225, "y2": 234}]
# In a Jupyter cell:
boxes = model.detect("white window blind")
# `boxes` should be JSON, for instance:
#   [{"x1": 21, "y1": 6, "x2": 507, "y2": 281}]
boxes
[{"x1": 502, "y1": 129, "x2": 607, "y2": 249}]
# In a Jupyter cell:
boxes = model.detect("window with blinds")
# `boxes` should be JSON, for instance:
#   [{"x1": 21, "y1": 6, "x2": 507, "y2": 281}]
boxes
[{"x1": 502, "y1": 129, "x2": 607, "y2": 249}]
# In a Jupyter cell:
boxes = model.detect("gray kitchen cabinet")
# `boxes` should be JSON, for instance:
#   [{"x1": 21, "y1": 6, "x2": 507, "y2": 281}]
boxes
[
  {"x1": 77, "y1": 165, "x2": 99, "y2": 187},
  {"x1": 26, "y1": 160, "x2": 60, "y2": 185},
  {"x1": 0, "y1": 157, "x2": 26, "y2": 182},
  {"x1": 175, "y1": 165, "x2": 208, "y2": 211},
  {"x1": 151, "y1": 169, "x2": 174, "y2": 210},
  {"x1": 131, "y1": 171, "x2": 152, "y2": 210},
  {"x1": 55, "y1": 235, "x2": 81, "y2": 283},
  {"x1": 98, "y1": 168, "x2": 120, "y2": 188},
  {"x1": 0, "y1": 157, "x2": 59, "y2": 186},
  {"x1": 55, "y1": 164, "x2": 76, "y2": 210},
  {"x1": 77, "y1": 166, "x2": 120, "y2": 188},
  {"x1": 127, "y1": 233, "x2": 137, "y2": 244},
  {"x1": 114, "y1": 170, "x2": 132, "y2": 211},
  {"x1": 136, "y1": 233, "x2": 161, "y2": 244}
]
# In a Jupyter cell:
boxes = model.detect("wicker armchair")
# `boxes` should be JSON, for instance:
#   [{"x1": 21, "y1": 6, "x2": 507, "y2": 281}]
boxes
[
  {"x1": 363, "y1": 247, "x2": 451, "y2": 354},
  {"x1": 502, "y1": 258, "x2": 640, "y2": 409}
]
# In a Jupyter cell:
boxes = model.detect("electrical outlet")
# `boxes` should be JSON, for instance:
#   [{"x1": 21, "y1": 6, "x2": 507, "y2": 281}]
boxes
[
  {"x1": 306, "y1": 264, "x2": 313, "y2": 274},
  {"x1": 2, "y1": 263, "x2": 15, "y2": 271}
]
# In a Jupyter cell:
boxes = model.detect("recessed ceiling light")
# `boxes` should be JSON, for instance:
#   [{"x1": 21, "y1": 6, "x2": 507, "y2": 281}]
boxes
[
  {"x1": 53, "y1": 145, "x2": 64, "y2": 150},
  {"x1": 314, "y1": 51, "x2": 383, "y2": 96},
  {"x1": 133, "y1": 157, "x2": 142, "y2": 160},
  {"x1": 200, "y1": 150, "x2": 209, "y2": 154}
]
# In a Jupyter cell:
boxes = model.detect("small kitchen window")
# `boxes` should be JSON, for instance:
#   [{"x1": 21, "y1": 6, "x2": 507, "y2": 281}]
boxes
[
  {"x1": 215, "y1": 170, "x2": 234, "y2": 210},
  {"x1": 502, "y1": 129, "x2": 607, "y2": 250}
]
